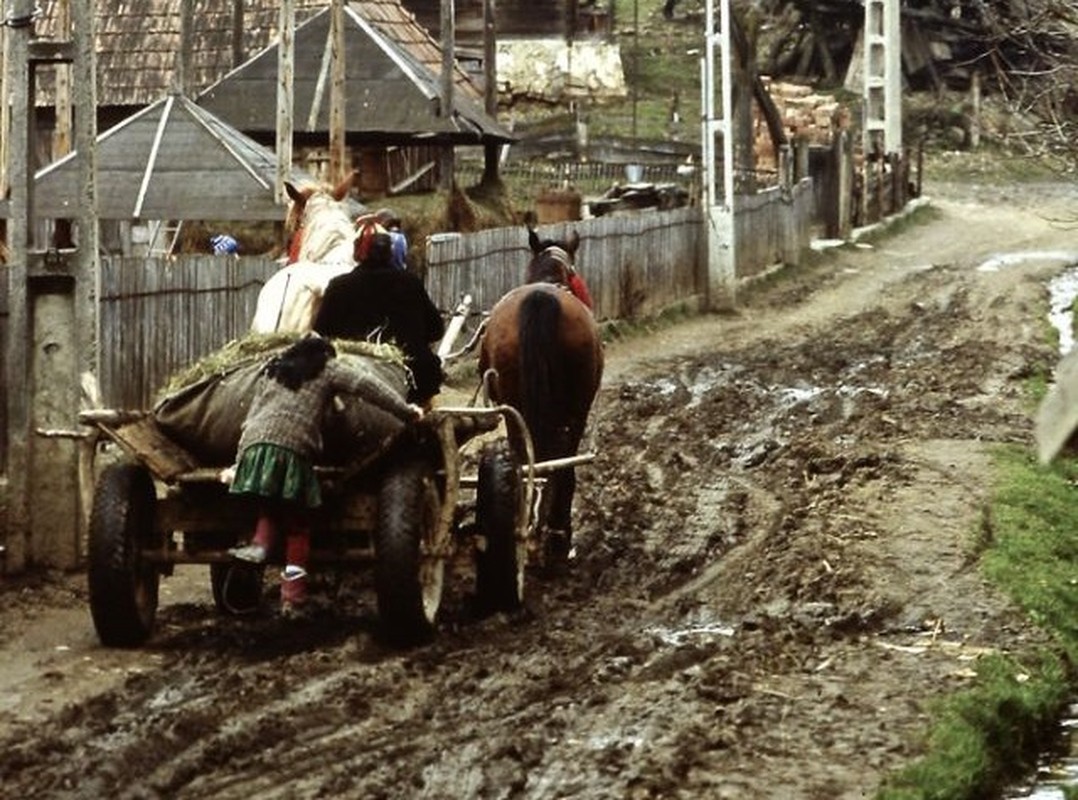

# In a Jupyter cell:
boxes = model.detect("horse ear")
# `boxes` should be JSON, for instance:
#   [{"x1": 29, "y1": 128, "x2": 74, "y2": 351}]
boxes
[
  {"x1": 285, "y1": 181, "x2": 303, "y2": 204},
  {"x1": 332, "y1": 171, "x2": 358, "y2": 201},
  {"x1": 528, "y1": 228, "x2": 541, "y2": 254},
  {"x1": 566, "y1": 230, "x2": 580, "y2": 256}
]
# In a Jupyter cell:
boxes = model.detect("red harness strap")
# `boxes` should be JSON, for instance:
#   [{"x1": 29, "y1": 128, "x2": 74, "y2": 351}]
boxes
[
  {"x1": 287, "y1": 228, "x2": 303, "y2": 264},
  {"x1": 567, "y1": 272, "x2": 594, "y2": 310}
]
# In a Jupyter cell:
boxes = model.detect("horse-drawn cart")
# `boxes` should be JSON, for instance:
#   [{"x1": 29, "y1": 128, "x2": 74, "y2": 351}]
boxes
[{"x1": 77, "y1": 397, "x2": 542, "y2": 648}]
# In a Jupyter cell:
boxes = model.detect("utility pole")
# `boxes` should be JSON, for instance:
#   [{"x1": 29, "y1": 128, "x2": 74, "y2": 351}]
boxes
[
  {"x1": 862, "y1": 0, "x2": 902, "y2": 157},
  {"x1": 3, "y1": 0, "x2": 98, "y2": 573},
  {"x1": 701, "y1": 0, "x2": 736, "y2": 310}
]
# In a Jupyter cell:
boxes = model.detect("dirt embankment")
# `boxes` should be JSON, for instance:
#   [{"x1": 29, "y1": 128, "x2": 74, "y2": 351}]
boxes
[{"x1": 1, "y1": 176, "x2": 1076, "y2": 799}]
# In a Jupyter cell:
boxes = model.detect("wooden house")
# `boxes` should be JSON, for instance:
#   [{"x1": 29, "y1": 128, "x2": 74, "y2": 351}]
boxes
[
  {"x1": 401, "y1": 0, "x2": 622, "y2": 103},
  {"x1": 22, "y1": 1, "x2": 510, "y2": 201},
  {"x1": 198, "y1": 1, "x2": 512, "y2": 196}
]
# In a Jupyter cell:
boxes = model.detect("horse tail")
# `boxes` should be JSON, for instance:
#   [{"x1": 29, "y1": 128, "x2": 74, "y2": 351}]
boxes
[{"x1": 518, "y1": 289, "x2": 565, "y2": 453}]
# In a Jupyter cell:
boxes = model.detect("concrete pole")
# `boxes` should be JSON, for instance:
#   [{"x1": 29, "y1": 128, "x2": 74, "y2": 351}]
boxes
[
  {"x1": 4, "y1": 0, "x2": 35, "y2": 572},
  {"x1": 702, "y1": 0, "x2": 736, "y2": 311}
]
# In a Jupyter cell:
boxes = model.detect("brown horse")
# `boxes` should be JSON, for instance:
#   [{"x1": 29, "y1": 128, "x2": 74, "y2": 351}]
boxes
[{"x1": 478, "y1": 228, "x2": 604, "y2": 565}]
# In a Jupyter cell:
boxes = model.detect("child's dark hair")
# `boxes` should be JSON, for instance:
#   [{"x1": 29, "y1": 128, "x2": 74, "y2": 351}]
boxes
[{"x1": 264, "y1": 334, "x2": 336, "y2": 390}]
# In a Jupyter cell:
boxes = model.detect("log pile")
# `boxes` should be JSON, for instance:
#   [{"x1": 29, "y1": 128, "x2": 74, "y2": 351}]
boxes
[
  {"x1": 753, "y1": 79, "x2": 851, "y2": 173},
  {"x1": 763, "y1": 0, "x2": 1078, "y2": 95},
  {"x1": 758, "y1": 0, "x2": 1078, "y2": 162}
]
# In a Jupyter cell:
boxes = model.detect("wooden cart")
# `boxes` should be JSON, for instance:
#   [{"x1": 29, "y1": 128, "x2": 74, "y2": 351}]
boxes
[{"x1": 78, "y1": 403, "x2": 542, "y2": 648}]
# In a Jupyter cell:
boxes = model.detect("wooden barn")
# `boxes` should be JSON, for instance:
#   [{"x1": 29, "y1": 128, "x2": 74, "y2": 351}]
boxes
[
  {"x1": 402, "y1": 0, "x2": 624, "y2": 103},
  {"x1": 198, "y1": 1, "x2": 512, "y2": 197},
  {"x1": 10, "y1": 0, "x2": 511, "y2": 202},
  {"x1": 403, "y1": 0, "x2": 616, "y2": 52},
  {"x1": 31, "y1": 93, "x2": 326, "y2": 255}
]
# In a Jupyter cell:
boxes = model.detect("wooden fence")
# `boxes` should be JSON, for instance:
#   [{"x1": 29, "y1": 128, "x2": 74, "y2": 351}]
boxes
[
  {"x1": 82, "y1": 177, "x2": 816, "y2": 410},
  {"x1": 426, "y1": 205, "x2": 706, "y2": 323},
  {"x1": 427, "y1": 177, "x2": 814, "y2": 322},
  {"x1": 98, "y1": 255, "x2": 281, "y2": 409}
]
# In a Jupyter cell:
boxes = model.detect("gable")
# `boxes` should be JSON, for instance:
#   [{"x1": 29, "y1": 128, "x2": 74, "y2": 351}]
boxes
[{"x1": 197, "y1": 4, "x2": 508, "y2": 140}]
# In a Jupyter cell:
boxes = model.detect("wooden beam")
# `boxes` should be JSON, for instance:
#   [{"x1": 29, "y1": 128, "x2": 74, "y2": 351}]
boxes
[
  {"x1": 73, "y1": 0, "x2": 100, "y2": 562},
  {"x1": 231, "y1": 0, "x2": 244, "y2": 68},
  {"x1": 177, "y1": 0, "x2": 193, "y2": 95},
  {"x1": 329, "y1": 0, "x2": 346, "y2": 183},
  {"x1": 276, "y1": 0, "x2": 295, "y2": 203},
  {"x1": 53, "y1": 0, "x2": 72, "y2": 159},
  {"x1": 440, "y1": 0, "x2": 456, "y2": 191}
]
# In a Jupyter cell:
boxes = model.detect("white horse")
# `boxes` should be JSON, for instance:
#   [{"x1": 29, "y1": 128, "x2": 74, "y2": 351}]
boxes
[{"x1": 251, "y1": 173, "x2": 360, "y2": 333}]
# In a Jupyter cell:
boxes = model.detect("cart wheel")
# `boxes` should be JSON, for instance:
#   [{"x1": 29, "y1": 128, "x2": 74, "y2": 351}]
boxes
[
  {"x1": 475, "y1": 440, "x2": 525, "y2": 614},
  {"x1": 87, "y1": 462, "x2": 160, "y2": 647},
  {"x1": 211, "y1": 562, "x2": 265, "y2": 615},
  {"x1": 375, "y1": 456, "x2": 443, "y2": 646}
]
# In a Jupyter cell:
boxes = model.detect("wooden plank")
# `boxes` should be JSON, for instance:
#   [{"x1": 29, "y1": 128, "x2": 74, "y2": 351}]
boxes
[
  {"x1": 103, "y1": 416, "x2": 201, "y2": 481},
  {"x1": 1036, "y1": 348, "x2": 1078, "y2": 464}
]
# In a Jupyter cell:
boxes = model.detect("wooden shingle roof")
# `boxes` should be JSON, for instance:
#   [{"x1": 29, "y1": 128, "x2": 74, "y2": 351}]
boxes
[
  {"x1": 197, "y1": 2, "x2": 510, "y2": 142},
  {"x1": 33, "y1": 94, "x2": 317, "y2": 220},
  {"x1": 33, "y1": 1, "x2": 488, "y2": 115},
  {"x1": 34, "y1": 1, "x2": 325, "y2": 107}
]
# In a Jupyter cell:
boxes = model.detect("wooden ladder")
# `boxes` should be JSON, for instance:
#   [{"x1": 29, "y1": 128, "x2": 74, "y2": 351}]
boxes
[{"x1": 148, "y1": 219, "x2": 183, "y2": 256}]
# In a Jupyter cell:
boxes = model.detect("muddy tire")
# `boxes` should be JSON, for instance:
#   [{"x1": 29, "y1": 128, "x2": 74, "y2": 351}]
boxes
[
  {"x1": 210, "y1": 562, "x2": 265, "y2": 615},
  {"x1": 375, "y1": 457, "x2": 443, "y2": 646},
  {"x1": 475, "y1": 441, "x2": 525, "y2": 613},
  {"x1": 87, "y1": 462, "x2": 160, "y2": 647}
]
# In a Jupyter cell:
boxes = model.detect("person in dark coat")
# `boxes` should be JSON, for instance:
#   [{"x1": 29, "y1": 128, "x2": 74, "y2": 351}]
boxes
[{"x1": 313, "y1": 232, "x2": 446, "y2": 407}]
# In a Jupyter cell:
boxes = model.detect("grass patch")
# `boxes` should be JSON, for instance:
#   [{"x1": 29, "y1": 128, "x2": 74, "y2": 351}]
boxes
[
  {"x1": 878, "y1": 652, "x2": 1068, "y2": 800},
  {"x1": 877, "y1": 445, "x2": 1078, "y2": 798},
  {"x1": 984, "y1": 448, "x2": 1078, "y2": 654}
]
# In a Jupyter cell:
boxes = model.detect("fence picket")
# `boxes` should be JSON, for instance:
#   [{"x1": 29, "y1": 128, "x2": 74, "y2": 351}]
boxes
[{"x1": 92, "y1": 185, "x2": 814, "y2": 409}]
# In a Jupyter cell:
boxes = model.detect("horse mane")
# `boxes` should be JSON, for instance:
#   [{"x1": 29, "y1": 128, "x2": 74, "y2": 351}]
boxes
[
  {"x1": 297, "y1": 193, "x2": 356, "y2": 264},
  {"x1": 284, "y1": 172, "x2": 358, "y2": 265}
]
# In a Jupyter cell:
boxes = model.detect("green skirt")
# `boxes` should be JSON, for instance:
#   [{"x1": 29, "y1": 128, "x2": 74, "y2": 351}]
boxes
[{"x1": 229, "y1": 443, "x2": 322, "y2": 509}]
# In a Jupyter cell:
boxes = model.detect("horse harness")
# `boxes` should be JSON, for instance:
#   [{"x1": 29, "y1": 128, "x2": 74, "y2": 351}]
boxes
[
  {"x1": 535, "y1": 245, "x2": 575, "y2": 284},
  {"x1": 535, "y1": 245, "x2": 595, "y2": 310}
]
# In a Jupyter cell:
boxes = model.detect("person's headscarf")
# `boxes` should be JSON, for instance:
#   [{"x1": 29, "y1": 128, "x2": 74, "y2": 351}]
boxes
[
  {"x1": 360, "y1": 232, "x2": 394, "y2": 268},
  {"x1": 210, "y1": 234, "x2": 239, "y2": 255}
]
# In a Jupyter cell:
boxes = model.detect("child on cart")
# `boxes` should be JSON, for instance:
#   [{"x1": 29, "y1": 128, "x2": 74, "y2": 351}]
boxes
[{"x1": 227, "y1": 333, "x2": 422, "y2": 614}]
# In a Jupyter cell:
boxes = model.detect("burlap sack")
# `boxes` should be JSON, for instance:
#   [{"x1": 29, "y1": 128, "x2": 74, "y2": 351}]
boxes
[
  {"x1": 152, "y1": 351, "x2": 413, "y2": 468},
  {"x1": 152, "y1": 359, "x2": 264, "y2": 465},
  {"x1": 323, "y1": 354, "x2": 413, "y2": 466}
]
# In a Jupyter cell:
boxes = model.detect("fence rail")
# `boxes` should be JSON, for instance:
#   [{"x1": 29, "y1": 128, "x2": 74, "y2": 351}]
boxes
[
  {"x1": 84, "y1": 179, "x2": 815, "y2": 410},
  {"x1": 98, "y1": 255, "x2": 280, "y2": 409}
]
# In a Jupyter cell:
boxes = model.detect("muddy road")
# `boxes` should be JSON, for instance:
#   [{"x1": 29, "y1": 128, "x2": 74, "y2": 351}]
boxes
[{"x1": 2, "y1": 176, "x2": 1077, "y2": 799}]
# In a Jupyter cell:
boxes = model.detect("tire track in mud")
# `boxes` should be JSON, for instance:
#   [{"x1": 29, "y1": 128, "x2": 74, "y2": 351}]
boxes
[{"x1": 2, "y1": 191, "x2": 1074, "y2": 798}]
